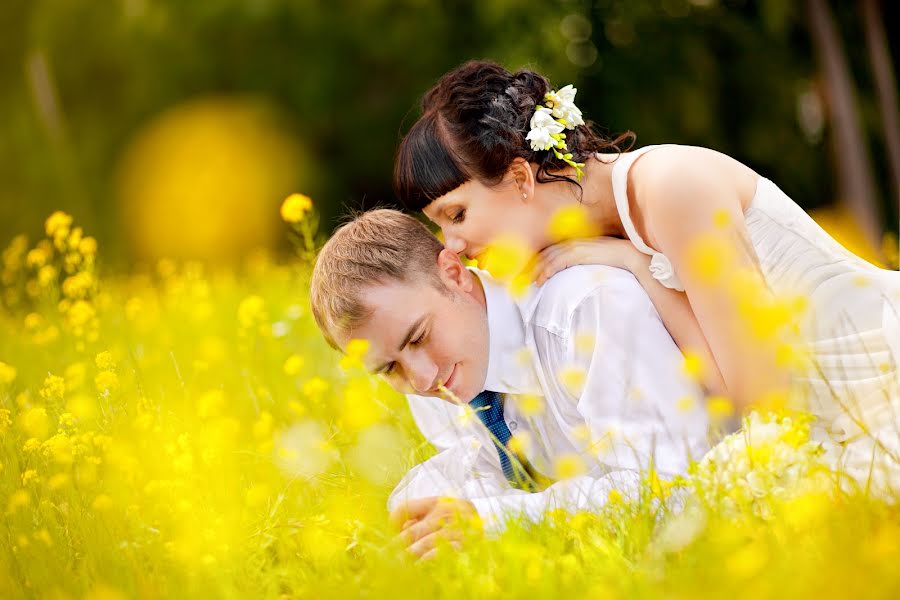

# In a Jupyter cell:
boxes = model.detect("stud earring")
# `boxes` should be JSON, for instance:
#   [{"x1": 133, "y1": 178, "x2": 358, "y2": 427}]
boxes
[{"x1": 522, "y1": 193, "x2": 528, "y2": 199}]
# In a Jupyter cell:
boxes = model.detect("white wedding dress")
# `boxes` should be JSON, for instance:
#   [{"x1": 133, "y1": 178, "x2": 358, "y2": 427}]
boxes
[{"x1": 611, "y1": 144, "x2": 900, "y2": 494}]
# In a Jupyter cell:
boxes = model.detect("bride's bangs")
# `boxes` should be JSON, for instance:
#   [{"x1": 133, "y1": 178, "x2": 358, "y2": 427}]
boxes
[{"x1": 394, "y1": 113, "x2": 469, "y2": 212}]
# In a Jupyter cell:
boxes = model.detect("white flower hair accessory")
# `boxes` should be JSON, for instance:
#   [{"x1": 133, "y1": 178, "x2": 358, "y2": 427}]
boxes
[{"x1": 525, "y1": 84, "x2": 587, "y2": 180}]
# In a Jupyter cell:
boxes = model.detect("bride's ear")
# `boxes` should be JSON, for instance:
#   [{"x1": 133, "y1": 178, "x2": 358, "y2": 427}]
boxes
[{"x1": 508, "y1": 157, "x2": 536, "y2": 202}]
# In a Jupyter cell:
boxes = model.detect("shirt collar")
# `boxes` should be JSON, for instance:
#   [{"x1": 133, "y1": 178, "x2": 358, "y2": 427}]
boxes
[{"x1": 469, "y1": 267, "x2": 542, "y2": 396}]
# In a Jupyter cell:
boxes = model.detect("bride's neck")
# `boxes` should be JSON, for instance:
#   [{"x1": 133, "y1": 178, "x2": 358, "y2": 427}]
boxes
[{"x1": 540, "y1": 154, "x2": 624, "y2": 238}]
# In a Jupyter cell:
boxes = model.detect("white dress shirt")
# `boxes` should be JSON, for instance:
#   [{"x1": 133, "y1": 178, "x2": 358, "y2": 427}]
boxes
[{"x1": 387, "y1": 265, "x2": 713, "y2": 531}]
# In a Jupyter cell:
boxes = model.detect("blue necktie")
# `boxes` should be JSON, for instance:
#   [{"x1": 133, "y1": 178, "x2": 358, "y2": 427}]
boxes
[{"x1": 470, "y1": 390, "x2": 538, "y2": 491}]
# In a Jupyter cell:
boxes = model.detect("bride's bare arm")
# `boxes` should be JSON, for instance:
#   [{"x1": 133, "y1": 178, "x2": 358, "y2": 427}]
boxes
[{"x1": 643, "y1": 161, "x2": 791, "y2": 413}]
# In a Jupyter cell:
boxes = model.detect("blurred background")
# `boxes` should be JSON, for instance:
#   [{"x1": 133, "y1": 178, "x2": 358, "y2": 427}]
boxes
[{"x1": 1, "y1": 0, "x2": 898, "y2": 267}]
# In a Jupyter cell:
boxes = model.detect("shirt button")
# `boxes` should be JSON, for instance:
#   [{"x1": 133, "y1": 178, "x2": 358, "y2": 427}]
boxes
[{"x1": 508, "y1": 421, "x2": 517, "y2": 431}]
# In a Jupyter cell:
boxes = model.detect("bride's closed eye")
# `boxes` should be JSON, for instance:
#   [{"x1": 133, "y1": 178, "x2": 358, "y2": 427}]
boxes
[{"x1": 451, "y1": 209, "x2": 466, "y2": 224}]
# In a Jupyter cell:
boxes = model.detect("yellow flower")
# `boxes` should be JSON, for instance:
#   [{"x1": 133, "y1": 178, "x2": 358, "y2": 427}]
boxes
[
  {"x1": 280, "y1": 193, "x2": 313, "y2": 223},
  {"x1": 26, "y1": 247, "x2": 49, "y2": 268},
  {"x1": 0, "y1": 361, "x2": 16, "y2": 385},
  {"x1": 41, "y1": 374, "x2": 66, "y2": 400},
  {"x1": 516, "y1": 393, "x2": 545, "y2": 416},
  {"x1": 706, "y1": 395, "x2": 734, "y2": 421},
  {"x1": 676, "y1": 396, "x2": 696, "y2": 412},
  {"x1": 21, "y1": 469, "x2": 40, "y2": 486},
  {"x1": 7, "y1": 489, "x2": 30, "y2": 513},
  {"x1": 21, "y1": 406, "x2": 50, "y2": 440},
  {"x1": 45, "y1": 211, "x2": 74, "y2": 238},
  {"x1": 340, "y1": 338, "x2": 370, "y2": 370},
  {"x1": 63, "y1": 272, "x2": 95, "y2": 299},
  {"x1": 557, "y1": 365, "x2": 587, "y2": 397},
  {"x1": 95, "y1": 350, "x2": 115, "y2": 370},
  {"x1": 683, "y1": 234, "x2": 735, "y2": 284},
  {"x1": 547, "y1": 205, "x2": 599, "y2": 242},
  {"x1": 479, "y1": 235, "x2": 533, "y2": 282},
  {"x1": 303, "y1": 377, "x2": 330, "y2": 398},
  {"x1": 283, "y1": 354, "x2": 305, "y2": 376},
  {"x1": 554, "y1": 453, "x2": 587, "y2": 479},
  {"x1": 92, "y1": 494, "x2": 114, "y2": 511},
  {"x1": 95, "y1": 371, "x2": 119, "y2": 394},
  {"x1": 608, "y1": 489, "x2": 624, "y2": 505},
  {"x1": 48, "y1": 473, "x2": 70, "y2": 490},
  {"x1": 79, "y1": 236, "x2": 98, "y2": 257},
  {"x1": 238, "y1": 295, "x2": 267, "y2": 329},
  {"x1": 38, "y1": 264, "x2": 58, "y2": 287},
  {"x1": 681, "y1": 351, "x2": 704, "y2": 381}
]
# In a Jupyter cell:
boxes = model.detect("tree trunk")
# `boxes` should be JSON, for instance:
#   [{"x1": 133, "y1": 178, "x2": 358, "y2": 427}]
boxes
[
  {"x1": 807, "y1": 0, "x2": 884, "y2": 252},
  {"x1": 861, "y1": 0, "x2": 900, "y2": 220}
]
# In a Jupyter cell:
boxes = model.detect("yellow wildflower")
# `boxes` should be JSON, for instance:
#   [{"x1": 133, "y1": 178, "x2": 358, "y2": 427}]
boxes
[
  {"x1": 45, "y1": 211, "x2": 73, "y2": 238},
  {"x1": 95, "y1": 370, "x2": 119, "y2": 394},
  {"x1": 683, "y1": 234, "x2": 735, "y2": 284},
  {"x1": 547, "y1": 204, "x2": 599, "y2": 242},
  {"x1": 95, "y1": 350, "x2": 115, "y2": 370},
  {"x1": 48, "y1": 473, "x2": 70, "y2": 490},
  {"x1": 681, "y1": 350, "x2": 704, "y2": 381},
  {"x1": 280, "y1": 193, "x2": 313, "y2": 223},
  {"x1": 557, "y1": 365, "x2": 587, "y2": 397},
  {"x1": 238, "y1": 295, "x2": 267, "y2": 329},
  {"x1": 303, "y1": 377, "x2": 330, "y2": 398},
  {"x1": 479, "y1": 235, "x2": 533, "y2": 282},
  {"x1": 554, "y1": 453, "x2": 587, "y2": 479},
  {"x1": 0, "y1": 361, "x2": 16, "y2": 385},
  {"x1": 92, "y1": 494, "x2": 114, "y2": 511},
  {"x1": 283, "y1": 354, "x2": 305, "y2": 376},
  {"x1": 21, "y1": 406, "x2": 50, "y2": 440},
  {"x1": 26, "y1": 247, "x2": 49, "y2": 268},
  {"x1": 21, "y1": 469, "x2": 40, "y2": 486},
  {"x1": 38, "y1": 264, "x2": 58, "y2": 287},
  {"x1": 516, "y1": 393, "x2": 545, "y2": 416},
  {"x1": 78, "y1": 236, "x2": 98, "y2": 257},
  {"x1": 706, "y1": 395, "x2": 734, "y2": 421},
  {"x1": 7, "y1": 489, "x2": 30, "y2": 513}
]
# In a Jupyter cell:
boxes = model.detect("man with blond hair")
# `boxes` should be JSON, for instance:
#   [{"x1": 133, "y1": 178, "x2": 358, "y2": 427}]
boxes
[{"x1": 310, "y1": 209, "x2": 712, "y2": 558}]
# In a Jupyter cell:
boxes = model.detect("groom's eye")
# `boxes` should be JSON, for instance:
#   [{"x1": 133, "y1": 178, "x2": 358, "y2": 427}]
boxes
[{"x1": 451, "y1": 209, "x2": 466, "y2": 224}]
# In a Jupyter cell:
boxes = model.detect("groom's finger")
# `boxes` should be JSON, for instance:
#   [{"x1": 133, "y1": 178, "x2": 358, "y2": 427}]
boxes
[{"x1": 389, "y1": 497, "x2": 439, "y2": 528}]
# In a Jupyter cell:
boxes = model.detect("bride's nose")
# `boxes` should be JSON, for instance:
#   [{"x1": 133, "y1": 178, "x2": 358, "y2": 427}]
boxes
[{"x1": 443, "y1": 231, "x2": 466, "y2": 255}]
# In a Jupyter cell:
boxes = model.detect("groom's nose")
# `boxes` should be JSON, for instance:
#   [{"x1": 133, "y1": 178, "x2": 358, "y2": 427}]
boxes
[{"x1": 405, "y1": 354, "x2": 439, "y2": 394}]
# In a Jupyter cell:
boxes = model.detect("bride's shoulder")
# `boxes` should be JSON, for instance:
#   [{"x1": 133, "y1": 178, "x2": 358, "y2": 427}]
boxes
[{"x1": 630, "y1": 145, "x2": 754, "y2": 213}]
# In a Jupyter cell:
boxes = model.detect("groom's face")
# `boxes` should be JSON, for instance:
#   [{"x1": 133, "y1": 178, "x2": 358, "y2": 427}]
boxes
[{"x1": 336, "y1": 254, "x2": 490, "y2": 404}]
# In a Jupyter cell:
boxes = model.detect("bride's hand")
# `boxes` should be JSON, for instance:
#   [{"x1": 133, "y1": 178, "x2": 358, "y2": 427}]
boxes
[{"x1": 533, "y1": 237, "x2": 644, "y2": 286}]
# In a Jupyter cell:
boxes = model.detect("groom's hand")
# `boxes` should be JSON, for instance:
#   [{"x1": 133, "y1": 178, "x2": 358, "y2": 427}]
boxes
[{"x1": 390, "y1": 496, "x2": 481, "y2": 559}]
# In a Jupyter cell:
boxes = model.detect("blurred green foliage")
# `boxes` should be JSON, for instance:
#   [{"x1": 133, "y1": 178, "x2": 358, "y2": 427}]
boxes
[{"x1": 0, "y1": 0, "x2": 897, "y2": 264}]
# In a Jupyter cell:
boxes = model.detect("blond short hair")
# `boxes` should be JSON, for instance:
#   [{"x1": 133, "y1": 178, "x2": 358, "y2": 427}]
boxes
[{"x1": 310, "y1": 209, "x2": 445, "y2": 349}]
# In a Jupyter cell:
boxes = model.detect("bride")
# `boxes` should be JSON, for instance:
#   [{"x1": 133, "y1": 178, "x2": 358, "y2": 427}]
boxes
[{"x1": 393, "y1": 59, "x2": 900, "y2": 493}]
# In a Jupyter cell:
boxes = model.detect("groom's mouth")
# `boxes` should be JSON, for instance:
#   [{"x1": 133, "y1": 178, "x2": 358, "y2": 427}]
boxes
[{"x1": 442, "y1": 363, "x2": 460, "y2": 394}]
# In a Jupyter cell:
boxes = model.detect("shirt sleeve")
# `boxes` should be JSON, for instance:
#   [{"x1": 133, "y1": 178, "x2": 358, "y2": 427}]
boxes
[
  {"x1": 535, "y1": 269, "x2": 711, "y2": 477},
  {"x1": 387, "y1": 433, "x2": 646, "y2": 534}
]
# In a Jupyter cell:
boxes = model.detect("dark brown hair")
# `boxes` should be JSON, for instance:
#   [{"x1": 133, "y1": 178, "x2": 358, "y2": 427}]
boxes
[{"x1": 394, "y1": 60, "x2": 635, "y2": 211}]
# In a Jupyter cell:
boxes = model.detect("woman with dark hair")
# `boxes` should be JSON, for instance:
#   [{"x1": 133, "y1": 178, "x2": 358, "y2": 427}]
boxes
[{"x1": 394, "y1": 59, "x2": 900, "y2": 491}]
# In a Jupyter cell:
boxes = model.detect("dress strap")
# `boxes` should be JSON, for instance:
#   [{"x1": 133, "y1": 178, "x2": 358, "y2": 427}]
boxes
[
  {"x1": 609, "y1": 145, "x2": 663, "y2": 255},
  {"x1": 608, "y1": 144, "x2": 685, "y2": 291}
]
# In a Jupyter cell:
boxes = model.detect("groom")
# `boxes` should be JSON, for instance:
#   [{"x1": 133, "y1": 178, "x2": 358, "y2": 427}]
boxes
[{"x1": 310, "y1": 209, "x2": 712, "y2": 557}]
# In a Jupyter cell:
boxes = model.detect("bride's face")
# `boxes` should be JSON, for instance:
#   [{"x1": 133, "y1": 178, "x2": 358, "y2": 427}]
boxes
[{"x1": 422, "y1": 177, "x2": 550, "y2": 262}]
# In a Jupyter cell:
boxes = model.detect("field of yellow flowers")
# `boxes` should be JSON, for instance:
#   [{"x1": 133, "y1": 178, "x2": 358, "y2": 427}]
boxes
[{"x1": 2, "y1": 208, "x2": 900, "y2": 599}]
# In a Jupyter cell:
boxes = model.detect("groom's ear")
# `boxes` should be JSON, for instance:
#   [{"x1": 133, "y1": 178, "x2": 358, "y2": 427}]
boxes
[
  {"x1": 508, "y1": 157, "x2": 536, "y2": 201},
  {"x1": 436, "y1": 248, "x2": 470, "y2": 291}
]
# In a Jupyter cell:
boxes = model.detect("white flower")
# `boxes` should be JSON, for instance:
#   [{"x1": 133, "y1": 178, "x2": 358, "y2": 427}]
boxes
[
  {"x1": 526, "y1": 106, "x2": 564, "y2": 151},
  {"x1": 546, "y1": 84, "x2": 585, "y2": 129},
  {"x1": 649, "y1": 253, "x2": 684, "y2": 291}
]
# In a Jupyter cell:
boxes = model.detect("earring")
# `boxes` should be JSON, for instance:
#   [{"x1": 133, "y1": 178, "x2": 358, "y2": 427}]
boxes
[{"x1": 522, "y1": 193, "x2": 528, "y2": 199}]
